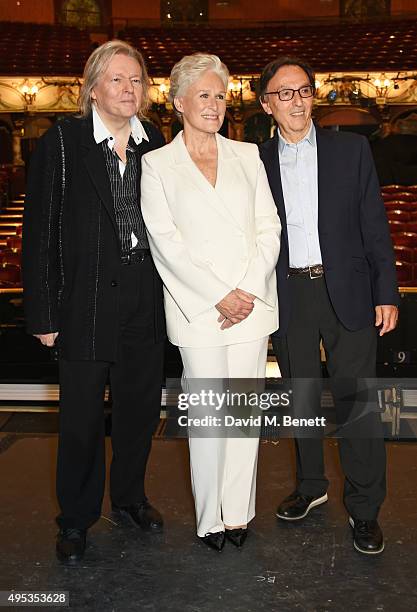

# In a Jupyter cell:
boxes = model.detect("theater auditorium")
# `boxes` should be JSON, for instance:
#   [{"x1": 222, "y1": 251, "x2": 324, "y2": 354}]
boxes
[{"x1": 0, "y1": 1, "x2": 416, "y2": 610}]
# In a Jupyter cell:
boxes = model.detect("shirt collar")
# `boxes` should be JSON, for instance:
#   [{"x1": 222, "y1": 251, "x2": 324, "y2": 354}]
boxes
[
  {"x1": 278, "y1": 120, "x2": 315, "y2": 155},
  {"x1": 92, "y1": 105, "x2": 149, "y2": 146}
]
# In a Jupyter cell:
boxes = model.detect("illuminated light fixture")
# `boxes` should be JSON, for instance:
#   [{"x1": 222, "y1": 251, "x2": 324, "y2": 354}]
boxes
[
  {"x1": 228, "y1": 79, "x2": 243, "y2": 105},
  {"x1": 19, "y1": 80, "x2": 39, "y2": 104},
  {"x1": 228, "y1": 78, "x2": 245, "y2": 107},
  {"x1": 315, "y1": 79, "x2": 322, "y2": 89},
  {"x1": 152, "y1": 81, "x2": 170, "y2": 109},
  {"x1": 373, "y1": 74, "x2": 391, "y2": 106},
  {"x1": 228, "y1": 81, "x2": 242, "y2": 91}
]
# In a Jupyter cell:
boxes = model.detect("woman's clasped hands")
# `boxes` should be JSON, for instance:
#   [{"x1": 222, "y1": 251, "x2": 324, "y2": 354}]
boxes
[{"x1": 215, "y1": 288, "x2": 256, "y2": 329}]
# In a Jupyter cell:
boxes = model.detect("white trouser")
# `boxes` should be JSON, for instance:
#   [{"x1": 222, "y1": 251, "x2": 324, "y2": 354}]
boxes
[{"x1": 179, "y1": 337, "x2": 269, "y2": 537}]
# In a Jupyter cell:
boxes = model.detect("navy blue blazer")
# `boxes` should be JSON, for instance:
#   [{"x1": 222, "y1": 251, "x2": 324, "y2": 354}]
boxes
[{"x1": 259, "y1": 125, "x2": 399, "y2": 337}]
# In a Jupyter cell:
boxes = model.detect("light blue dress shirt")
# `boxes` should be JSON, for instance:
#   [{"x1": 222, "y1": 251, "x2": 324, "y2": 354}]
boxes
[{"x1": 278, "y1": 121, "x2": 322, "y2": 268}]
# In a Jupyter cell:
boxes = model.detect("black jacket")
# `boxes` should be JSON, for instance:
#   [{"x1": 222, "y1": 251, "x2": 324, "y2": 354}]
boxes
[
  {"x1": 23, "y1": 114, "x2": 166, "y2": 360},
  {"x1": 259, "y1": 126, "x2": 399, "y2": 337}
]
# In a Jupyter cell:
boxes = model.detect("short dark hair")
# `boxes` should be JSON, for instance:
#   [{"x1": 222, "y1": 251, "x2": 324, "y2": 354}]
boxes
[{"x1": 259, "y1": 56, "x2": 315, "y2": 100}]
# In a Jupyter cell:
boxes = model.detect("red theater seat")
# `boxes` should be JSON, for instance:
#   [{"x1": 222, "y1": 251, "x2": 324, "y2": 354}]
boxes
[
  {"x1": 382, "y1": 185, "x2": 408, "y2": 194},
  {"x1": 394, "y1": 245, "x2": 415, "y2": 263},
  {"x1": 396, "y1": 261, "x2": 414, "y2": 285},
  {"x1": 386, "y1": 210, "x2": 411, "y2": 223},
  {"x1": 6, "y1": 236, "x2": 22, "y2": 251},
  {"x1": 388, "y1": 220, "x2": 409, "y2": 233},
  {"x1": 0, "y1": 21, "x2": 91, "y2": 75},
  {"x1": 384, "y1": 200, "x2": 416, "y2": 211},
  {"x1": 393, "y1": 232, "x2": 417, "y2": 247},
  {"x1": 120, "y1": 18, "x2": 417, "y2": 76},
  {"x1": 0, "y1": 262, "x2": 20, "y2": 285},
  {"x1": 383, "y1": 192, "x2": 416, "y2": 202},
  {"x1": 0, "y1": 249, "x2": 21, "y2": 266}
]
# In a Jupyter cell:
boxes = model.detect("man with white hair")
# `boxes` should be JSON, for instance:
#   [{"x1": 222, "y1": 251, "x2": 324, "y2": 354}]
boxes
[{"x1": 23, "y1": 41, "x2": 166, "y2": 564}]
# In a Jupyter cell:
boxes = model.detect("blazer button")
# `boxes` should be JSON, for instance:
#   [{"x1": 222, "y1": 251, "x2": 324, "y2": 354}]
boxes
[{"x1": 111, "y1": 280, "x2": 118, "y2": 287}]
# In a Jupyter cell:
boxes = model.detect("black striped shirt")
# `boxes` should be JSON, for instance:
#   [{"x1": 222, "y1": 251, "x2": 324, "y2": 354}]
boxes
[{"x1": 101, "y1": 138, "x2": 149, "y2": 253}]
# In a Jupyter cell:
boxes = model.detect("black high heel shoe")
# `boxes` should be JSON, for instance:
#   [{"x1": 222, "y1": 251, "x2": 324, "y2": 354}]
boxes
[
  {"x1": 225, "y1": 528, "x2": 248, "y2": 548},
  {"x1": 199, "y1": 531, "x2": 225, "y2": 552}
]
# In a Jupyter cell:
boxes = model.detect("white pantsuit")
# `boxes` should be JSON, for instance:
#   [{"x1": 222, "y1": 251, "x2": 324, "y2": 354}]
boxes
[
  {"x1": 180, "y1": 338, "x2": 268, "y2": 536},
  {"x1": 141, "y1": 131, "x2": 281, "y2": 536}
]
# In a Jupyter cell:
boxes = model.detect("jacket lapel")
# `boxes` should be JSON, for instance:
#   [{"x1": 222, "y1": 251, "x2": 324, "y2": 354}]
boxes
[
  {"x1": 315, "y1": 126, "x2": 333, "y2": 228},
  {"x1": 81, "y1": 115, "x2": 119, "y2": 238},
  {"x1": 135, "y1": 123, "x2": 155, "y2": 199},
  {"x1": 261, "y1": 134, "x2": 288, "y2": 247},
  {"x1": 171, "y1": 131, "x2": 238, "y2": 227},
  {"x1": 214, "y1": 134, "x2": 247, "y2": 230}
]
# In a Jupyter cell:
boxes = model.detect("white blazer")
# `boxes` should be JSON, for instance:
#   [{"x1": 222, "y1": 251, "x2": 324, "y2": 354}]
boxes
[{"x1": 141, "y1": 131, "x2": 281, "y2": 347}]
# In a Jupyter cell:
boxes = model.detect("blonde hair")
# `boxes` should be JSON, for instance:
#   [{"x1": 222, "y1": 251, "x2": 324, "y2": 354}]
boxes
[
  {"x1": 169, "y1": 53, "x2": 229, "y2": 121},
  {"x1": 78, "y1": 39, "x2": 150, "y2": 118}
]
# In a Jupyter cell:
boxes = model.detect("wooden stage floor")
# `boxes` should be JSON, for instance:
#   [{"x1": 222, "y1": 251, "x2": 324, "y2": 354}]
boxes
[{"x1": 0, "y1": 426, "x2": 416, "y2": 611}]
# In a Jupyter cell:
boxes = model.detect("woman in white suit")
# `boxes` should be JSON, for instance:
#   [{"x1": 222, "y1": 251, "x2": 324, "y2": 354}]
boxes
[{"x1": 141, "y1": 54, "x2": 280, "y2": 551}]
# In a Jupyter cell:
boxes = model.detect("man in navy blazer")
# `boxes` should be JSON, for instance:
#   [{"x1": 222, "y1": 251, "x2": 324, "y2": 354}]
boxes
[{"x1": 259, "y1": 56, "x2": 398, "y2": 555}]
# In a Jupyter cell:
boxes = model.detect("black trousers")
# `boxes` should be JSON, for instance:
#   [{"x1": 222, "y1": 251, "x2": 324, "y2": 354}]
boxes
[
  {"x1": 56, "y1": 257, "x2": 164, "y2": 530},
  {"x1": 273, "y1": 275, "x2": 386, "y2": 520}
]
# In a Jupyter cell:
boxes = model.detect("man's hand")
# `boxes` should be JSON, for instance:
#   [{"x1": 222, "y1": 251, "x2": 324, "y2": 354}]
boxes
[
  {"x1": 34, "y1": 332, "x2": 59, "y2": 347},
  {"x1": 375, "y1": 305, "x2": 398, "y2": 336},
  {"x1": 215, "y1": 289, "x2": 255, "y2": 329}
]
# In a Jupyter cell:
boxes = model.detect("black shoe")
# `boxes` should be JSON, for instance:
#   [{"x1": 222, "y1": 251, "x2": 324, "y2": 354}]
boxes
[
  {"x1": 56, "y1": 528, "x2": 87, "y2": 565},
  {"x1": 225, "y1": 528, "x2": 248, "y2": 548},
  {"x1": 199, "y1": 531, "x2": 225, "y2": 552},
  {"x1": 276, "y1": 491, "x2": 328, "y2": 521},
  {"x1": 349, "y1": 517, "x2": 384, "y2": 555},
  {"x1": 112, "y1": 500, "x2": 163, "y2": 533}
]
